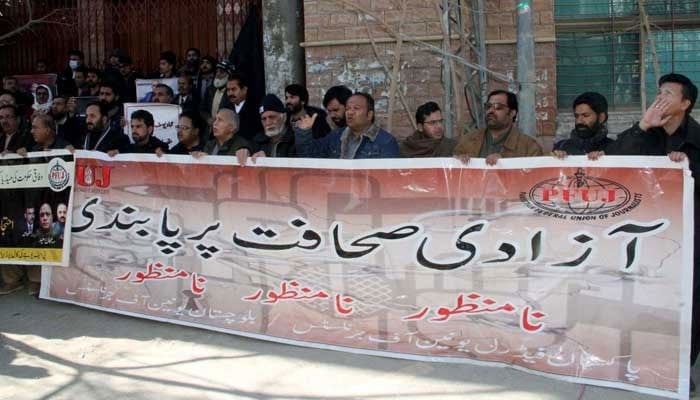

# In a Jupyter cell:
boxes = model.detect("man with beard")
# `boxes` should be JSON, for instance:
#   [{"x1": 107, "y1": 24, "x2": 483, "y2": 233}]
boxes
[
  {"x1": 285, "y1": 84, "x2": 330, "y2": 139},
  {"x1": 552, "y1": 92, "x2": 614, "y2": 160},
  {"x1": 400, "y1": 101, "x2": 456, "y2": 157},
  {"x1": 0, "y1": 206, "x2": 40, "y2": 296},
  {"x1": 152, "y1": 84, "x2": 175, "y2": 104},
  {"x1": 201, "y1": 61, "x2": 233, "y2": 123},
  {"x1": 179, "y1": 48, "x2": 201, "y2": 76},
  {"x1": 243, "y1": 94, "x2": 295, "y2": 163},
  {"x1": 118, "y1": 55, "x2": 139, "y2": 103},
  {"x1": 0, "y1": 104, "x2": 33, "y2": 154},
  {"x1": 175, "y1": 73, "x2": 198, "y2": 112},
  {"x1": 83, "y1": 68, "x2": 102, "y2": 97},
  {"x1": 98, "y1": 82, "x2": 124, "y2": 131},
  {"x1": 226, "y1": 73, "x2": 261, "y2": 141},
  {"x1": 322, "y1": 85, "x2": 353, "y2": 129},
  {"x1": 51, "y1": 94, "x2": 82, "y2": 147},
  {"x1": 82, "y1": 102, "x2": 129, "y2": 153},
  {"x1": 52, "y1": 203, "x2": 67, "y2": 240},
  {"x1": 454, "y1": 90, "x2": 542, "y2": 165},
  {"x1": 72, "y1": 66, "x2": 88, "y2": 97},
  {"x1": 115, "y1": 109, "x2": 168, "y2": 155}
]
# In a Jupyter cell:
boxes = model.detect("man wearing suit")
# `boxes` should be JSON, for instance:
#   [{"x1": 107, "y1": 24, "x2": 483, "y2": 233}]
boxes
[{"x1": 226, "y1": 73, "x2": 262, "y2": 142}]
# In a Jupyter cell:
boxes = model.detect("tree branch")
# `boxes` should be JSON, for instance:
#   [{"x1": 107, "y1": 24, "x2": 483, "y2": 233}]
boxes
[{"x1": 0, "y1": 8, "x2": 67, "y2": 44}]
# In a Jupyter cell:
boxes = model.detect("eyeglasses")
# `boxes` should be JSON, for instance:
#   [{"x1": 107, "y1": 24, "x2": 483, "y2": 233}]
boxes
[
  {"x1": 423, "y1": 119, "x2": 444, "y2": 126},
  {"x1": 175, "y1": 125, "x2": 192, "y2": 130},
  {"x1": 484, "y1": 102, "x2": 508, "y2": 111}
]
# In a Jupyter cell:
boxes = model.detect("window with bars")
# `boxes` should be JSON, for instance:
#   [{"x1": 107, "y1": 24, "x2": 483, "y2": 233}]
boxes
[{"x1": 555, "y1": 0, "x2": 700, "y2": 110}]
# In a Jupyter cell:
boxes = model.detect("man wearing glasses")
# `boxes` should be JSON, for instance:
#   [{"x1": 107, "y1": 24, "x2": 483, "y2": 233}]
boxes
[
  {"x1": 400, "y1": 101, "x2": 456, "y2": 157},
  {"x1": 454, "y1": 90, "x2": 542, "y2": 165}
]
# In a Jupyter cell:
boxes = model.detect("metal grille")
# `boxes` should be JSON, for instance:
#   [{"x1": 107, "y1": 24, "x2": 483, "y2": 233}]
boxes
[
  {"x1": 555, "y1": 0, "x2": 700, "y2": 110},
  {"x1": 0, "y1": 0, "x2": 260, "y2": 76}
]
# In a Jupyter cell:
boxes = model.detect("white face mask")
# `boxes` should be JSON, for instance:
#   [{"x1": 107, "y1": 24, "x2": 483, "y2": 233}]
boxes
[
  {"x1": 69, "y1": 60, "x2": 79, "y2": 70},
  {"x1": 214, "y1": 78, "x2": 227, "y2": 89}
]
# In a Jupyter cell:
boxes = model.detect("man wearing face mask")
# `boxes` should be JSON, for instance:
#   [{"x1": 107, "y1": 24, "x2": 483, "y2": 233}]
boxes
[
  {"x1": 201, "y1": 61, "x2": 233, "y2": 124},
  {"x1": 552, "y1": 92, "x2": 614, "y2": 160},
  {"x1": 58, "y1": 49, "x2": 84, "y2": 96}
]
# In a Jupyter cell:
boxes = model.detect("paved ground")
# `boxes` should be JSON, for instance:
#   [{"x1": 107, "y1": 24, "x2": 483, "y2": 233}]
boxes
[{"x1": 1, "y1": 291, "x2": 697, "y2": 400}]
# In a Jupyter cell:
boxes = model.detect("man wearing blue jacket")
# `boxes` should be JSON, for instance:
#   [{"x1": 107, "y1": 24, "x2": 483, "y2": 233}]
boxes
[{"x1": 294, "y1": 92, "x2": 399, "y2": 159}]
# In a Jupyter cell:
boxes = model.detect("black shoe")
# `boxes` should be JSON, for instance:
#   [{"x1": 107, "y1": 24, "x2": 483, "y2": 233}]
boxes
[{"x1": 691, "y1": 377, "x2": 696, "y2": 394}]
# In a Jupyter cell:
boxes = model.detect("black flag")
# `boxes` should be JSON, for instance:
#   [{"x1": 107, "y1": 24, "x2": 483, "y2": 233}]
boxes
[{"x1": 229, "y1": 7, "x2": 265, "y2": 104}]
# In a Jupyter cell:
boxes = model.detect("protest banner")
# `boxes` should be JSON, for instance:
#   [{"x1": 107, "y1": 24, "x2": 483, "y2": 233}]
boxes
[
  {"x1": 135, "y1": 78, "x2": 178, "y2": 103},
  {"x1": 43, "y1": 152, "x2": 694, "y2": 398},
  {"x1": 123, "y1": 103, "x2": 181, "y2": 149},
  {"x1": 0, "y1": 151, "x2": 75, "y2": 266}
]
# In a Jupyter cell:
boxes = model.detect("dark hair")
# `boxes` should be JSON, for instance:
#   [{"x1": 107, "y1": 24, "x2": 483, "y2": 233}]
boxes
[
  {"x1": 86, "y1": 67, "x2": 102, "y2": 79},
  {"x1": 85, "y1": 101, "x2": 109, "y2": 117},
  {"x1": 160, "y1": 50, "x2": 177, "y2": 66},
  {"x1": 186, "y1": 48, "x2": 201, "y2": 57},
  {"x1": 154, "y1": 83, "x2": 174, "y2": 98},
  {"x1": 68, "y1": 49, "x2": 84, "y2": 58},
  {"x1": 0, "y1": 90, "x2": 17, "y2": 101},
  {"x1": 285, "y1": 84, "x2": 309, "y2": 105},
  {"x1": 323, "y1": 85, "x2": 353, "y2": 108},
  {"x1": 415, "y1": 101, "x2": 441, "y2": 125},
  {"x1": 99, "y1": 81, "x2": 120, "y2": 95},
  {"x1": 488, "y1": 90, "x2": 518, "y2": 121},
  {"x1": 36, "y1": 58, "x2": 48, "y2": 65},
  {"x1": 179, "y1": 110, "x2": 206, "y2": 136},
  {"x1": 118, "y1": 55, "x2": 133, "y2": 65},
  {"x1": 177, "y1": 72, "x2": 194, "y2": 83},
  {"x1": 74, "y1": 66, "x2": 88, "y2": 76},
  {"x1": 228, "y1": 73, "x2": 249, "y2": 89},
  {"x1": 131, "y1": 109, "x2": 155, "y2": 127},
  {"x1": 573, "y1": 92, "x2": 608, "y2": 123},
  {"x1": 659, "y1": 73, "x2": 698, "y2": 115},
  {"x1": 3, "y1": 75, "x2": 17, "y2": 82},
  {"x1": 0, "y1": 104, "x2": 18, "y2": 118},
  {"x1": 201, "y1": 55, "x2": 217, "y2": 66},
  {"x1": 351, "y1": 92, "x2": 375, "y2": 123}
]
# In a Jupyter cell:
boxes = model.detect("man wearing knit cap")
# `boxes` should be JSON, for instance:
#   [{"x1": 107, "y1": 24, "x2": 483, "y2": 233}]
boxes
[{"x1": 285, "y1": 83, "x2": 331, "y2": 139}]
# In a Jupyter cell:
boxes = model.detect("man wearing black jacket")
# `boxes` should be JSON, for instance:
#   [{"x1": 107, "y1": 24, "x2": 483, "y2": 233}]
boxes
[
  {"x1": 82, "y1": 102, "x2": 129, "y2": 153},
  {"x1": 552, "y1": 92, "x2": 615, "y2": 159},
  {"x1": 226, "y1": 73, "x2": 261, "y2": 142},
  {"x1": 285, "y1": 83, "x2": 331, "y2": 139}
]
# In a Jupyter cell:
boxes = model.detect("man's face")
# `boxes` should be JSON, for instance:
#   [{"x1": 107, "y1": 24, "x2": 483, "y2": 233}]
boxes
[
  {"x1": 212, "y1": 110, "x2": 236, "y2": 139},
  {"x1": 0, "y1": 94, "x2": 15, "y2": 106},
  {"x1": 130, "y1": 118, "x2": 152, "y2": 144},
  {"x1": 99, "y1": 87, "x2": 118, "y2": 105},
  {"x1": 35, "y1": 87, "x2": 50, "y2": 104},
  {"x1": 200, "y1": 60, "x2": 214, "y2": 75},
  {"x1": 186, "y1": 50, "x2": 200, "y2": 66},
  {"x1": 285, "y1": 93, "x2": 303, "y2": 114},
  {"x1": 177, "y1": 116, "x2": 198, "y2": 145},
  {"x1": 36, "y1": 62, "x2": 47, "y2": 73},
  {"x1": 419, "y1": 111, "x2": 445, "y2": 139},
  {"x1": 69, "y1": 55, "x2": 82, "y2": 67},
  {"x1": 345, "y1": 95, "x2": 373, "y2": 132},
  {"x1": 226, "y1": 80, "x2": 247, "y2": 105},
  {"x1": 261, "y1": 111, "x2": 286, "y2": 137},
  {"x1": 119, "y1": 63, "x2": 132, "y2": 77},
  {"x1": 56, "y1": 204, "x2": 67, "y2": 224},
  {"x1": 85, "y1": 105, "x2": 105, "y2": 133},
  {"x1": 74, "y1": 72, "x2": 86, "y2": 89},
  {"x1": 2, "y1": 79, "x2": 17, "y2": 93},
  {"x1": 656, "y1": 82, "x2": 690, "y2": 117},
  {"x1": 109, "y1": 55, "x2": 119, "y2": 67},
  {"x1": 177, "y1": 77, "x2": 192, "y2": 95},
  {"x1": 24, "y1": 208, "x2": 35, "y2": 224},
  {"x1": 31, "y1": 118, "x2": 53, "y2": 145},
  {"x1": 86, "y1": 72, "x2": 100, "y2": 88},
  {"x1": 159, "y1": 60, "x2": 173, "y2": 75},
  {"x1": 574, "y1": 103, "x2": 604, "y2": 132},
  {"x1": 152, "y1": 87, "x2": 173, "y2": 104},
  {"x1": 0, "y1": 107, "x2": 18, "y2": 134},
  {"x1": 326, "y1": 98, "x2": 346, "y2": 127},
  {"x1": 51, "y1": 97, "x2": 67, "y2": 116},
  {"x1": 39, "y1": 204, "x2": 52, "y2": 231},
  {"x1": 485, "y1": 93, "x2": 515, "y2": 130}
]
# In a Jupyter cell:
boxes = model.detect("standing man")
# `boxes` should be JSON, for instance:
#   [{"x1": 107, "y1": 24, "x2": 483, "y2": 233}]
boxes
[
  {"x1": 295, "y1": 92, "x2": 399, "y2": 159},
  {"x1": 612, "y1": 73, "x2": 699, "y2": 393},
  {"x1": 454, "y1": 90, "x2": 542, "y2": 165},
  {"x1": 552, "y1": 92, "x2": 614, "y2": 159},
  {"x1": 400, "y1": 101, "x2": 456, "y2": 157},
  {"x1": 322, "y1": 85, "x2": 353, "y2": 129},
  {"x1": 285, "y1": 83, "x2": 331, "y2": 139},
  {"x1": 175, "y1": 73, "x2": 199, "y2": 112},
  {"x1": 226, "y1": 73, "x2": 261, "y2": 141},
  {"x1": 201, "y1": 61, "x2": 233, "y2": 123}
]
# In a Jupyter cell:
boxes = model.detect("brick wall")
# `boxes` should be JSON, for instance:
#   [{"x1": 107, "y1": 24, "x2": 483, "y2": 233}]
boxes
[{"x1": 303, "y1": 0, "x2": 557, "y2": 145}]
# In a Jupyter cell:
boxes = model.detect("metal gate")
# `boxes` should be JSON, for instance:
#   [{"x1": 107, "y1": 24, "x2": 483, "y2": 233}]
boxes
[{"x1": 0, "y1": 0, "x2": 260, "y2": 76}]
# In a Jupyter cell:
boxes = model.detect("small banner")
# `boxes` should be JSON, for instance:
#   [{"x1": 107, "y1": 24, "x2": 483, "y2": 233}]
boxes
[{"x1": 0, "y1": 151, "x2": 75, "y2": 266}]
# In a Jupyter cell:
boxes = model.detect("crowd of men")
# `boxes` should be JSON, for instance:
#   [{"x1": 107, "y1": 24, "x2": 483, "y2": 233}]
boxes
[{"x1": 1, "y1": 48, "x2": 699, "y2": 392}]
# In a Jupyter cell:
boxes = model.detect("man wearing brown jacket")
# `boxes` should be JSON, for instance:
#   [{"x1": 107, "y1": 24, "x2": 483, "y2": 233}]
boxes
[{"x1": 454, "y1": 90, "x2": 542, "y2": 165}]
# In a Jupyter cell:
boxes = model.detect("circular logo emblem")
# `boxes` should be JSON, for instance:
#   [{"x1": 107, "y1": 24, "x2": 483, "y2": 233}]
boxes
[{"x1": 47, "y1": 158, "x2": 71, "y2": 192}]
